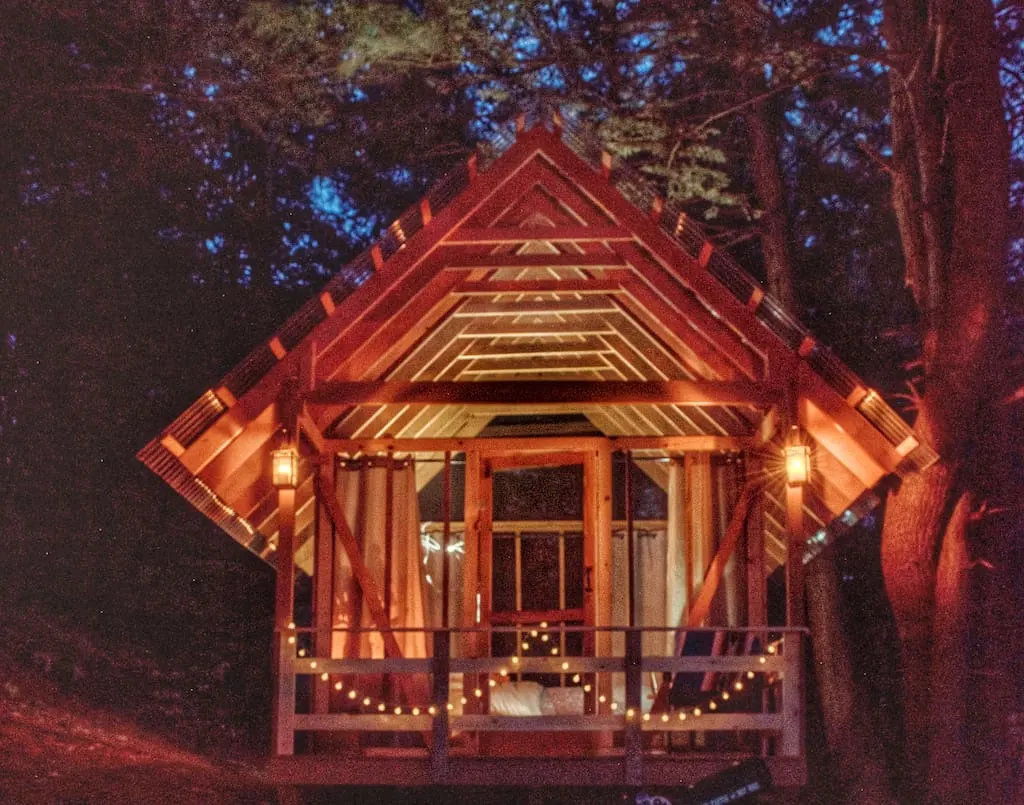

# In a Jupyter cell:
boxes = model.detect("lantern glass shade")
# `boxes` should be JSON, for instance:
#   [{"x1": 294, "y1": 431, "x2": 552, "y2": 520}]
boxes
[
  {"x1": 784, "y1": 444, "x2": 811, "y2": 485},
  {"x1": 271, "y1": 448, "x2": 298, "y2": 489}
]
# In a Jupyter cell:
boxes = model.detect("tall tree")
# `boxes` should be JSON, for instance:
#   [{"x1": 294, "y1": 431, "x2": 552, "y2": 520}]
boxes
[{"x1": 880, "y1": 1, "x2": 1013, "y2": 802}]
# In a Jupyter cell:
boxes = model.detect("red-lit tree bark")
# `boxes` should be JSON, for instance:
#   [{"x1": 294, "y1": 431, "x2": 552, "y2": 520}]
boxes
[{"x1": 880, "y1": 1, "x2": 1011, "y2": 802}]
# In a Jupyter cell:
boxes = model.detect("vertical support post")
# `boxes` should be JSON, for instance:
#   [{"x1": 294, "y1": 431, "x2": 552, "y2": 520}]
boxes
[
  {"x1": 383, "y1": 451, "x2": 395, "y2": 701},
  {"x1": 441, "y1": 451, "x2": 452, "y2": 628},
  {"x1": 595, "y1": 445, "x2": 615, "y2": 749},
  {"x1": 682, "y1": 454, "x2": 695, "y2": 615},
  {"x1": 745, "y1": 456, "x2": 767, "y2": 629},
  {"x1": 624, "y1": 451, "x2": 636, "y2": 628},
  {"x1": 624, "y1": 627, "x2": 644, "y2": 786},
  {"x1": 461, "y1": 451, "x2": 482, "y2": 720},
  {"x1": 273, "y1": 486, "x2": 297, "y2": 756},
  {"x1": 430, "y1": 630, "x2": 451, "y2": 782},
  {"x1": 780, "y1": 631, "x2": 805, "y2": 757},
  {"x1": 477, "y1": 459, "x2": 494, "y2": 714},
  {"x1": 594, "y1": 445, "x2": 614, "y2": 671},
  {"x1": 313, "y1": 458, "x2": 335, "y2": 715},
  {"x1": 785, "y1": 484, "x2": 806, "y2": 627}
]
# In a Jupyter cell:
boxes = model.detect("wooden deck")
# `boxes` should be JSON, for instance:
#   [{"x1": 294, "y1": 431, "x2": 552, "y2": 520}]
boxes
[{"x1": 265, "y1": 749, "x2": 806, "y2": 788}]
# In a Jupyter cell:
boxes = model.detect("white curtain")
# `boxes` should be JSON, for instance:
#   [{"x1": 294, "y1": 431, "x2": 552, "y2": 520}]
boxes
[{"x1": 329, "y1": 460, "x2": 429, "y2": 659}]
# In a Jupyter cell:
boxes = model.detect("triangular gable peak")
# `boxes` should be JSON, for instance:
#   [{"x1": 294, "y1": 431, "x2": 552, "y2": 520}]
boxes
[{"x1": 139, "y1": 111, "x2": 936, "y2": 564}]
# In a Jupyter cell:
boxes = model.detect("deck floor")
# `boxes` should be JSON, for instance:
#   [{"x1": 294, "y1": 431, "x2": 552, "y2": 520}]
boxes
[{"x1": 264, "y1": 748, "x2": 806, "y2": 788}]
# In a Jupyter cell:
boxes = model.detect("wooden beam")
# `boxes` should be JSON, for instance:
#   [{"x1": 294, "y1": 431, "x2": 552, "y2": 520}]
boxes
[
  {"x1": 459, "y1": 338, "x2": 611, "y2": 359},
  {"x1": 444, "y1": 226, "x2": 634, "y2": 245},
  {"x1": 459, "y1": 355, "x2": 612, "y2": 374},
  {"x1": 453, "y1": 278, "x2": 627, "y2": 296},
  {"x1": 452, "y1": 298, "x2": 619, "y2": 317},
  {"x1": 453, "y1": 317, "x2": 619, "y2": 338},
  {"x1": 440, "y1": 252, "x2": 629, "y2": 270},
  {"x1": 319, "y1": 435, "x2": 746, "y2": 455},
  {"x1": 306, "y1": 380, "x2": 776, "y2": 409}
]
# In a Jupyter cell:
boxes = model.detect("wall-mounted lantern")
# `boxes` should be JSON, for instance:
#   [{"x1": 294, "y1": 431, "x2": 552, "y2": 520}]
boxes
[
  {"x1": 271, "y1": 447, "x2": 299, "y2": 489},
  {"x1": 784, "y1": 443, "x2": 811, "y2": 486}
]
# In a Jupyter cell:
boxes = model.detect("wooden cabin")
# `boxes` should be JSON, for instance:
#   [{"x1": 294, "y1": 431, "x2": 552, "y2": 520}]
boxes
[{"x1": 139, "y1": 110, "x2": 935, "y2": 792}]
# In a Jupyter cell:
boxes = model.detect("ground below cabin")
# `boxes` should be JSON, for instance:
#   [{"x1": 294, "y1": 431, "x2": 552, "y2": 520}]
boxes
[{"x1": 0, "y1": 601, "x2": 277, "y2": 804}]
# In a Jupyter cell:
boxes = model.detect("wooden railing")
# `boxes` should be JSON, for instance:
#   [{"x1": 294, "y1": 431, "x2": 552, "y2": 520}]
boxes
[{"x1": 273, "y1": 625, "x2": 805, "y2": 782}]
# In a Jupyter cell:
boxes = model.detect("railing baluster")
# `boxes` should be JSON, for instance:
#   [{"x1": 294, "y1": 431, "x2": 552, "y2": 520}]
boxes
[
  {"x1": 274, "y1": 633, "x2": 296, "y2": 756},
  {"x1": 624, "y1": 627, "x2": 643, "y2": 785},
  {"x1": 431, "y1": 630, "x2": 451, "y2": 782}
]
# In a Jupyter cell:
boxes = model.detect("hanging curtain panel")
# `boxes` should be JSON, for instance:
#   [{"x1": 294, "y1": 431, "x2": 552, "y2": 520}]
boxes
[{"x1": 329, "y1": 458, "x2": 430, "y2": 660}]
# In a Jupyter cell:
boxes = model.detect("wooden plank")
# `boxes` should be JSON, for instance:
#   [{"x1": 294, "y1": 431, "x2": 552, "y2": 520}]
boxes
[
  {"x1": 294, "y1": 714, "x2": 433, "y2": 732},
  {"x1": 488, "y1": 451, "x2": 586, "y2": 471},
  {"x1": 306, "y1": 380, "x2": 777, "y2": 409},
  {"x1": 294, "y1": 657, "x2": 433, "y2": 674},
  {"x1": 265, "y1": 754, "x2": 807, "y2": 789},
  {"x1": 266, "y1": 754, "x2": 807, "y2": 788},
  {"x1": 452, "y1": 298, "x2": 619, "y2": 317},
  {"x1": 459, "y1": 357, "x2": 611, "y2": 376},
  {"x1": 454, "y1": 715, "x2": 624, "y2": 732},
  {"x1": 453, "y1": 278, "x2": 627, "y2": 296},
  {"x1": 459, "y1": 337, "x2": 610, "y2": 359},
  {"x1": 454, "y1": 316, "x2": 619, "y2": 338},
  {"x1": 440, "y1": 252, "x2": 629, "y2": 269},
  {"x1": 444, "y1": 226, "x2": 634, "y2": 245}
]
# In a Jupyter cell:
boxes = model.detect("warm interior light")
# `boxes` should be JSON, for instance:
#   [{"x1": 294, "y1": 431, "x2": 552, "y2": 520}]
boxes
[
  {"x1": 271, "y1": 447, "x2": 298, "y2": 489},
  {"x1": 784, "y1": 443, "x2": 811, "y2": 485}
]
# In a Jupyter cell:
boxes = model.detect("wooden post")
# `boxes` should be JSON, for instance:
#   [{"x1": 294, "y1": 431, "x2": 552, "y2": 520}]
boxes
[
  {"x1": 780, "y1": 631, "x2": 804, "y2": 757},
  {"x1": 462, "y1": 451, "x2": 482, "y2": 718},
  {"x1": 745, "y1": 456, "x2": 767, "y2": 628},
  {"x1": 383, "y1": 452, "x2": 395, "y2": 701},
  {"x1": 594, "y1": 444, "x2": 614, "y2": 750},
  {"x1": 785, "y1": 483, "x2": 806, "y2": 627},
  {"x1": 441, "y1": 451, "x2": 452, "y2": 628},
  {"x1": 313, "y1": 459, "x2": 335, "y2": 716},
  {"x1": 624, "y1": 451, "x2": 636, "y2": 628},
  {"x1": 624, "y1": 627, "x2": 644, "y2": 786},
  {"x1": 430, "y1": 630, "x2": 451, "y2": 782},
  {"x1": 273, "y1": 486, "x2": 297, "y2": 756}
]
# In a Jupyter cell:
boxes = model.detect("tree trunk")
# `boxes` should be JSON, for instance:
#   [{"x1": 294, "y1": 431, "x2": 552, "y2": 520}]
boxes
[
  {"x1": 746, "y1": 96, "x2": 797, "y2": 313},
  {"x1": 880, "y1": 0, "x2": 1012, "y2": 801},
  {"x1": 806, "y1": 559, "x2": 896, "y2": 805}
]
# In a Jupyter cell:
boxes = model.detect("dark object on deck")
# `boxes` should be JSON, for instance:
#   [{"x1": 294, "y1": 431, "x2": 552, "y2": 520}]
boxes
[{"x1": 679, "y1": 758, "x2": 772, "y2": 804}]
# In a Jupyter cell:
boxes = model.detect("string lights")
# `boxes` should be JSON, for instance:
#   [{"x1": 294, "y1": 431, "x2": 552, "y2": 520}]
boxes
[{"x1": 282, "y1": 624, "x2": 786, "y2": 723}]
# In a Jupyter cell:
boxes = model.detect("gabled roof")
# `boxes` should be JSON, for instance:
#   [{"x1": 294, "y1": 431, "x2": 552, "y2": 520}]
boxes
[{"x1": 139, "y1": 109, "x2": 935, "y2": 569}]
